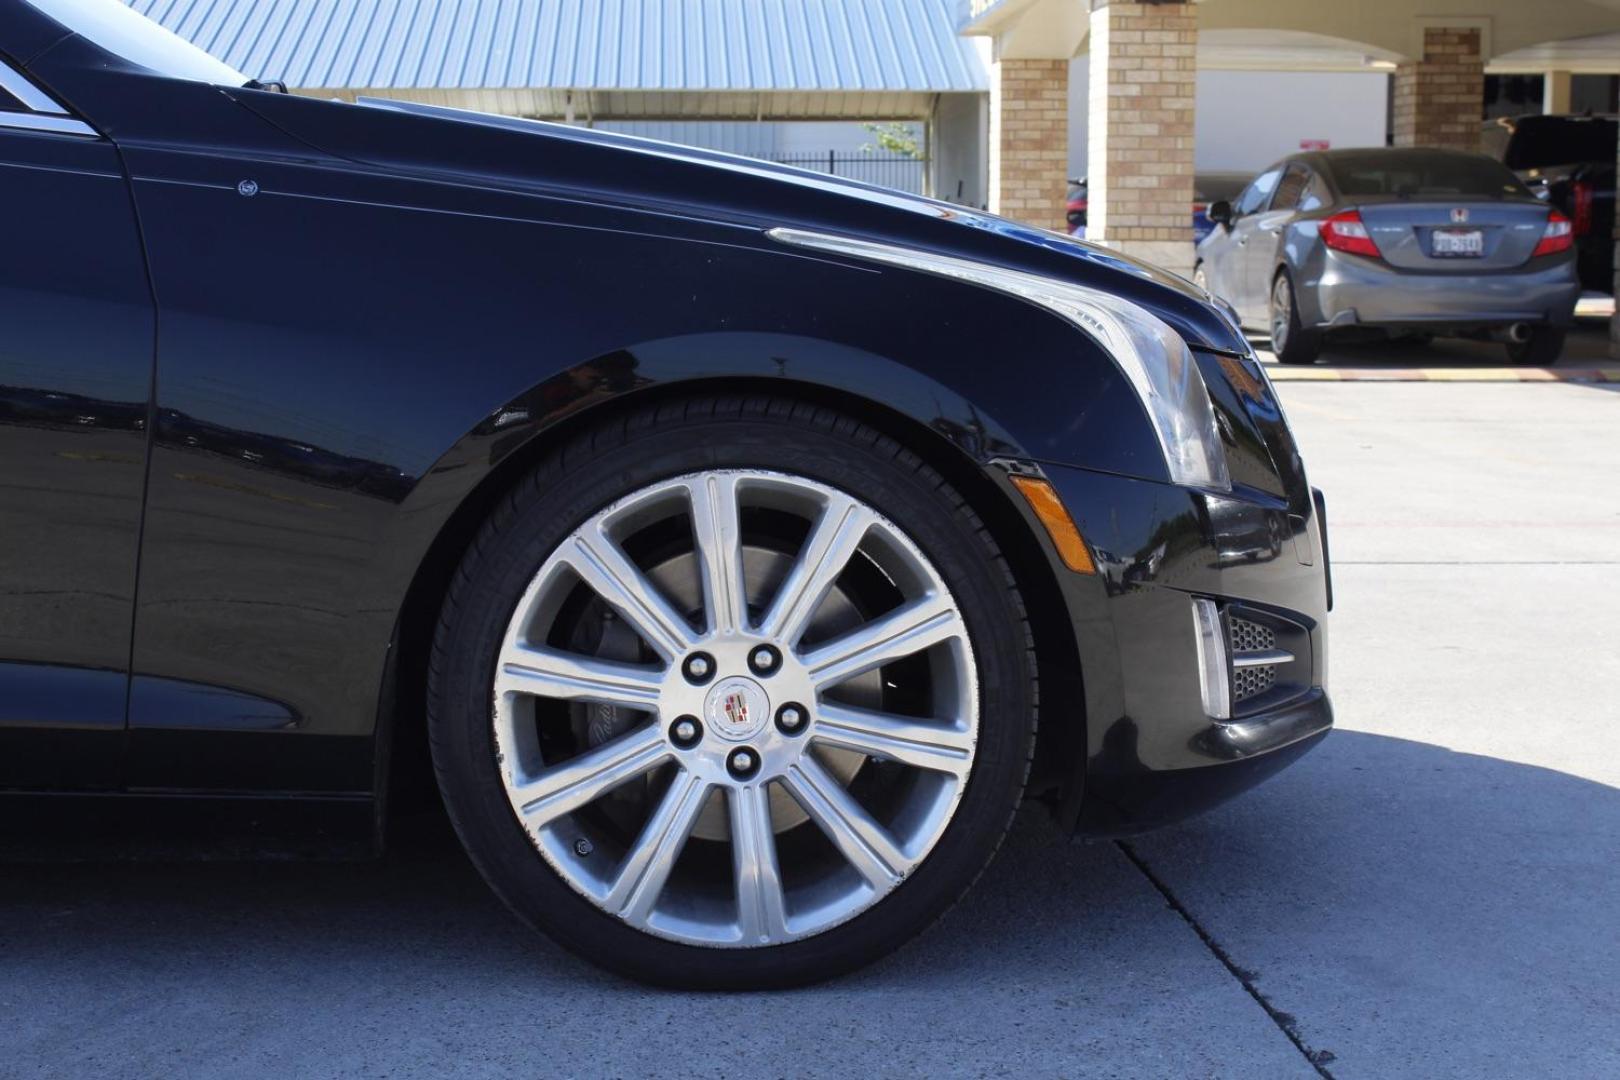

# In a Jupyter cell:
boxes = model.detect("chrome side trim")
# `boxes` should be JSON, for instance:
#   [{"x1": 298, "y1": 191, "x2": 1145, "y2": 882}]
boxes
[
  {"x1": 0, "y1": 61, "x2": 65, "y2": 114},
  {"x1": 0, "y1": 112, "x2": 98, "y2": 138},
  {"x1": 0, "y1": 58, "x2": 97, "y2": 138},
  {"x1": 1232, "y1": 648, "x2": 1295, "y2": 669}
]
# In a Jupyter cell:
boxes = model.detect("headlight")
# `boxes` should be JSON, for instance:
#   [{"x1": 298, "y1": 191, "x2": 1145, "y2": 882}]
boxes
[{"x1": 767, "y1": 228, "x2": 1230, "y2": 491}]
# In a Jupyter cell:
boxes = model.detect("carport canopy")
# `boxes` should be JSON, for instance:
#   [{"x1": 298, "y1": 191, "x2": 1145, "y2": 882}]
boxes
[{"x1": 129, "y1": 0, "x2": 988, "y2": 121}]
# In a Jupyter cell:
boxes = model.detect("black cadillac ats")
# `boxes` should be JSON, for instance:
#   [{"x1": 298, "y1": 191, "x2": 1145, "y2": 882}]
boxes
[{"x1": 0, "y1": 0, "x2": 1331, "y2": 987}]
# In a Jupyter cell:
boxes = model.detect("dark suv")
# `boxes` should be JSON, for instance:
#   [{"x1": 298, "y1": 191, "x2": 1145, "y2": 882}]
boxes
[{"x1": 1486, "y1": 114, "x2": 1616, "y2": 293}]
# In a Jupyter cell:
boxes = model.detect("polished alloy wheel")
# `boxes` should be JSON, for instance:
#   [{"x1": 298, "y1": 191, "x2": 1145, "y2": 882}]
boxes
[
  {"x1": 1270, "y1": 275, "x2": 1292, "y2": 353},
  {"x1": 491, "y1": 470, "x2": 979, "y2": 947}
]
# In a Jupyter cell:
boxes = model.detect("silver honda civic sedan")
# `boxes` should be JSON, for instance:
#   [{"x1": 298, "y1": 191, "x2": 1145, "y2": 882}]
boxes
[{"x1": 1194, "y1": 148, "x2": 1581, "y2": 365}]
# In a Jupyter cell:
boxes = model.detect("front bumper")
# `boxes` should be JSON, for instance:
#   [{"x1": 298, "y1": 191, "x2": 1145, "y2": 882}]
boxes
[
  {"x1": 1036, "y1": 461, "x2": 1333, "y2": 837},
  {"x1": 1303, "y1": 250, "x2": 1580, "y2": 330}
]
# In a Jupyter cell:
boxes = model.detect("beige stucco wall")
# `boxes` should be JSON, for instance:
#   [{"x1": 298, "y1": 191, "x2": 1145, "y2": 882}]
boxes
[
  {"x1": 1195, "y1": 0, "x2": 1620, "y2": 61},
  {"x1": 969, "y1": 0, "x2": 1620, "y2": 64}
]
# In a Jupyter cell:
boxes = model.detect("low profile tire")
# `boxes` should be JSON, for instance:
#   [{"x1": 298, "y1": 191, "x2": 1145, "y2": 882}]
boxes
[
  {"x1": 427, "y1": 397, "x2": 1037, "y2": 988},
  {"x1": 1505, "y1": 327, "x2": 1566, "y2": 366},
  {"x1": 1269, "y1": 271, "x2": 1321, "y2": 365}
]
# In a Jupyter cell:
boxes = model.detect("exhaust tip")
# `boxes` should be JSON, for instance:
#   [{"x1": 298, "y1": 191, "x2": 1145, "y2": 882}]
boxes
[{"x1": 1508, "y1": 322, "x2": 1533, "y2": 343}]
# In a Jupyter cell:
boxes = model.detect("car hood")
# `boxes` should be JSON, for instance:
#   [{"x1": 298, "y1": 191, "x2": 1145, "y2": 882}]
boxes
[{"x1": 229, "y1": 90, "x2": 1247, "y2": 355}]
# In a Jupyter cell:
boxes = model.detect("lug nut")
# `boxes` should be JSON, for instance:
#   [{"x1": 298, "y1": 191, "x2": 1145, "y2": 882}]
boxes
[
  {"x1": 683, "y1": 653, "x2": 715, "y2": 684},
  {"x1": 727, "y1": 747, "x2": 760, "y2": 779},
  {"x1": 670, "y1": 715, "x2": 703, "y2": 748},
  {"x1": 775, "y1": 703, "x2": 807, "y2": 735},
  {"x1": 748, "y1": 644, "x2": 781, "y2": 676}
]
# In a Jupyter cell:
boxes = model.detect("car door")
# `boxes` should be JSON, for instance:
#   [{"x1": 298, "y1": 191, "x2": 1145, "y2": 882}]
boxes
[
  {"x1": 1220, "y1": 164, "x2": 1284, "y2": 323},
  {"x1": 0, "y1": 63, "x2": 153, "y2": 788},
  {"x1": 1242, "y1": 163, "x2": 1312, "y2": 310}
]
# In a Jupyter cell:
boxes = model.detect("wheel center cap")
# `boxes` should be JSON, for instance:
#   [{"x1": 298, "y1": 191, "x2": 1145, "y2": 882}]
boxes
[{"x1": 704, "y1": 675, "x2": 770, "y2": 742}]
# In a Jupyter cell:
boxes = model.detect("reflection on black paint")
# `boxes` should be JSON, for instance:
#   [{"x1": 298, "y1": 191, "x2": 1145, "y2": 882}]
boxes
[
  {"x1": 0, "y1": 661, "x2": 127, "y2": 730},
  {"x1": 1084, "y1": 487, "x2": 1206, "y2": 596},
  {"x1": 1209, "y1": 498, "x2": 1287, "y2": 565},
  {"x1": 130, "y1": 674, "x2": 301, "y2": 732},
  {"x1": 479, "y1": 351, "x2": 654, "y2": 463},
  {"x1": 160, "y1": 407, "x2": 414, "y2": 502},
  {"x1": 931, "y1": 403, "x2": 1019, "y2": 461},
  {"x1": 0, "y1": 384, "x2": 147, "y2": 434}
]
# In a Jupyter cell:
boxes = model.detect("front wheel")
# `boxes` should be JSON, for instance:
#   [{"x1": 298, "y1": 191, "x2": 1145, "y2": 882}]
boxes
[
  {"x1": 427, "y1": 398, "x2": 1037, "y2": 988},
  {"x1": 1505, "y1": 327, "x2": 1565, "y2": 366},
  {"x1": 1270, "y1": 271, "x2": 1321, "y2": 365}
]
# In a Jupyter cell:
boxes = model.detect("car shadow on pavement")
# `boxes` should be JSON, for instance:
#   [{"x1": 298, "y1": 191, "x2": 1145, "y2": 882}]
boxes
[
  {"x1": 2, "y1": 731, "x2": 1616, "y2": 1077},
  {"x1": 1253, "y1": 321, "x2": 1615, "y2": 369},
  {"x1": 1125, "y1": 730, "x2": 1620, "y2": 1077}
]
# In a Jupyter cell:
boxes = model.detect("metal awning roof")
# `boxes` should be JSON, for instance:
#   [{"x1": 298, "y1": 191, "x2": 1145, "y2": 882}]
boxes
[{"x1": 127, "y1": 0, "x2": 987, "y2": 118}]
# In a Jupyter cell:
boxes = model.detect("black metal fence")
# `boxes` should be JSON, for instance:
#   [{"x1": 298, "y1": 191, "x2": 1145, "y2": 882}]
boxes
[{"x1": 770, "y1": 152, "x2": 928, "y2": 194}]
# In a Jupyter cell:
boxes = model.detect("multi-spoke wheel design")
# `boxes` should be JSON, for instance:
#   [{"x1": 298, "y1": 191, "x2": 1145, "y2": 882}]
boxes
[
  {"x1": 429, "y1": 398, "x2": 1034, "y2": 986},
  {"x1": 1269, "y1": 275, "x2": 1293, "y2": 355},
  {"x1": 1269, "y1": 270, "x2": 1321, "y2": 365},
  {"x1": 492, "y1": 470, "x2": 977, "y2": 947}
]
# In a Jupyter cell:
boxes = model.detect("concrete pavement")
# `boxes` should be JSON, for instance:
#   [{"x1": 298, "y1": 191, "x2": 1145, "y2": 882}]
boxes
[
  {"x1": 1, "y1": 812, "x2": 1318, "y2": 1079},
  {"x1": 3, "y1": 379, "x2": 1618, "y2": 1078}
]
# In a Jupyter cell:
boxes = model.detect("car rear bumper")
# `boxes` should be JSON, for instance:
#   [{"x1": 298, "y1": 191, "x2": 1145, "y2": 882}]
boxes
[
  {"x1": 1303, "y1": 251, "x2": 1581, "y2": 330},
  {"x1": 1034, "y1": 461, "x2": 1333, "y2": 837}
]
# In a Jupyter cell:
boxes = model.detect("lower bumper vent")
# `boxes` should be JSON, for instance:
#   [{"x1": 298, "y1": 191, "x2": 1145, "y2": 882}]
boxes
[
  {"x1": 1231, "y1": 617, "x2": 1275, "y2": 655},
  {"x1": 1193, "y1": 601, "x2": 1309, "y2": 720},
  {"x1": 1230, "y1": 616, "x2": 1286, "y2": 705},
  {"x1": 1233, "y1": 658, "x2": 1278, "y2": 702}
]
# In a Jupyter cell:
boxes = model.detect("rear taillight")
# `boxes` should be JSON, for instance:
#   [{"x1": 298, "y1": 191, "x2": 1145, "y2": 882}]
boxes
[
  {"x1": 1572, "y1": 181, "x2": 1593, "y2": 236},
  {"x1": 1320, "y1": 209, "x2": 1380, "y2": 258},
  {"x1": 1533, "y1": 209, "x2": 1574, "y2": 257}
]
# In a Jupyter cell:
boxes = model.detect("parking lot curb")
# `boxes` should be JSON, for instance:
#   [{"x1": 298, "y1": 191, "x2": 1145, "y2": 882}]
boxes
[{"x1": 1265, "y1": 366, "x2": 1620, "y2": 383}]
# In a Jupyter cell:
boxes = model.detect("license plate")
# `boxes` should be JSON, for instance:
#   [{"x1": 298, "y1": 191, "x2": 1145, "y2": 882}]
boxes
[{"x1": 1431, "y1": 228, "x2": 1484, "y2": 257}]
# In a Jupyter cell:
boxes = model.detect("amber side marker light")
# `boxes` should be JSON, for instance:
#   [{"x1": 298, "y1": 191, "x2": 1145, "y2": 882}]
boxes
[{"x1": 1009, "y1": 475, "x2": 1097, "y2": 575}]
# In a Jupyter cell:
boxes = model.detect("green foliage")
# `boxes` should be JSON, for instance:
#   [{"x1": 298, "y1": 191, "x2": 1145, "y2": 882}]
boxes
[{"x1": 860, "y1": 122, "x2": 921, "y2": 159}]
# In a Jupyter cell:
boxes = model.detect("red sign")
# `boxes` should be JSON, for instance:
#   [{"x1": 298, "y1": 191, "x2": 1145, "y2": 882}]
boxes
[{"x1": 1299, "y1": 139, "x2": 1331, "y2": 151}]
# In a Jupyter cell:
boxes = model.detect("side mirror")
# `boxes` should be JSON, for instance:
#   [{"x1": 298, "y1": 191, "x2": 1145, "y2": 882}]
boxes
[{"x1": 1207, "y1": 200, "x2": 1234, "y2": 228}]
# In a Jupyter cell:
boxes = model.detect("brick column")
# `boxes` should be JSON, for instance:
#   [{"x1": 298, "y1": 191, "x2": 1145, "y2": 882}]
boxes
[
  {"x1": 1392, "y1": 28, "x2": 1484, "y2": 151},
  {"x1": 988, "y1": 58, "x2": 1069, "y2": 231},
  {"x1": 1544, "y1": 70, "x2": 1574, "y2": 114},
  {"x1": 1085, "y1": 0, "x2": 1197, "y2": 277}
]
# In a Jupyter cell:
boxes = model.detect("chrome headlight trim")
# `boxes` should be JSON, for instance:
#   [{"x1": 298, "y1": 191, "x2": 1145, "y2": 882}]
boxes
[{"x1": 767, "y1": 228, "x2": 1230, "y2": 491}]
